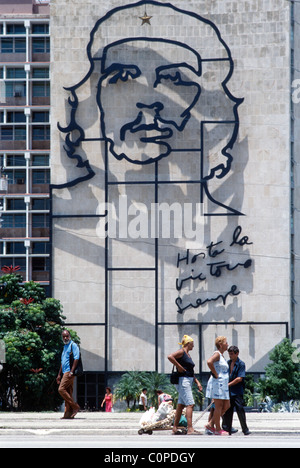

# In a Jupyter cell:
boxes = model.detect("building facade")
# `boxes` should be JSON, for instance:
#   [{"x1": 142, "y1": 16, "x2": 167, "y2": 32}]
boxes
[
  {"x1": 2, "y1": 0, "x2": 299, "y2": 410},
  {"x1": 0, "y1": 0, "x2": 50, "y2": 291},
  {"x1": 49, "y1": 0, "x2": 298, "y2": 408}
]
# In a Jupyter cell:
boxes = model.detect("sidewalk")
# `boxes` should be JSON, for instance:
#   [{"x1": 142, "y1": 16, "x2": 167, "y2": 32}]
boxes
[{"x1": 0, "y1": 411, "x2": 300, "y2": 436}]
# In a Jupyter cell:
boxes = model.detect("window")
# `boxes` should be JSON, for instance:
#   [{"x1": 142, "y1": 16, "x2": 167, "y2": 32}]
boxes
[
  {"x1": 6, "y1": 242, "x2": 26, "y2": 254},
  {"x1": 32, "y1": 154, "x2": 49, "y2": 166},
  {"x1": 0, "y1": 257, "x2": 26, "y2": 270},
  {"x1": 77, "y1": 374, "x2": 106, "y2": 410},
  {"x1": 32, "y1": 198, "x2": 50, "y2": 210},
  {"x1": 7, "y1": 112, "x2": 26, "y2": 123},
  {"x1": 32, "y1": 126, "x2": 50, "y2": 141},
  {"x1": 5, "y1": 81, "x2": 26, "y2": 97},
  {"x1": 32, "y1": 24, "x2": 49, "y2": 35},
  {"x1": 32, "y1": 169, "x2": 50, "y2": 184},
  {"x1": 32, "y1": 257, "x2": 49, "y2": 272},
  {"x1": 1, "y1": 127, "x2": 26, "y2": 141},
  {"x1": 32, "y1": 111, "x2": 49, "y2": 123},
  {"x1": 14, "y1": 127, "x2": 26, "y2": 141},
  {"x1": 32, "y1": 68, "x2": 49, "y2": 79},
  {"x1": 32, "y1": 81, "x2": 50, "y2": 97},
  {"x1": 32, "y1": 214, "x2": 49, "y2": 228},
  {"x1": 7, "y1": 169, "x2": 26, "y2": 184},
  {"x1": 1, "y1": 38, "x2": 26, "y2": 53},
  {"x1": 7, "y1": 199, "x2": 26, "y2": 211},
  {"x1": 15, "y1": 39, "x2": 26, "y2": 53},
  {"x1": 32, "y1": 38, "x2": 50, "y2": 53},
  {"x1": 0, "y1": 127, "x2": 13, "y2": 140},
  {"x1": 32, "y1": 242, "x2": 50, "y2": 254},
  {"x1": 7, "y1": 24, "x2": 26, "y2": 35},
  {"x1": 1, "y1": 39, "x2": 13, "y2": 53},
  {"x1": 1, "y1": 214, "x2": 26, "y2": 228},
  {"x1": 6, "y1": 68, "x2": 26, "y2": 79},
  {"x1": 6, "y1": 154, "x2": 26, "y2": 166}
]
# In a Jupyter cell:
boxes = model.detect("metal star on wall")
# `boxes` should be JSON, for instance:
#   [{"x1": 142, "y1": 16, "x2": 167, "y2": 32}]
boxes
[{"x1": 139, "y1": 11, "x2": 152, "y2": 25}]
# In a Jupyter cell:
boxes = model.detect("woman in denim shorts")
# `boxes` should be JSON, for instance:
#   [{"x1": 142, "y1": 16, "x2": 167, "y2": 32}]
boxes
[{"x1": 168, "y1": 335, "x2": 203, "y2": 435}]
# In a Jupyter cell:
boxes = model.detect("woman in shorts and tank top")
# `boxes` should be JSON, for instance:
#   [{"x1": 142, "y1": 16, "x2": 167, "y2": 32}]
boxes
[{"x1": 168, "y1": 335, "x2": 203, "y2": 435}]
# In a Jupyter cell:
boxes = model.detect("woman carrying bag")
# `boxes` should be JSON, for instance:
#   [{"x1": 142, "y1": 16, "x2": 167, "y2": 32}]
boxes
[{"x1": 168, "y1": 335, "x2": 203, "y2": 435}]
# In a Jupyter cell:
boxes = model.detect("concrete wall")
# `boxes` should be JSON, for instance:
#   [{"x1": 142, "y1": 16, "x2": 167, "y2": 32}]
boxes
[{"x1": 51, "y1": 0, "x2": 291, "y2": 374}]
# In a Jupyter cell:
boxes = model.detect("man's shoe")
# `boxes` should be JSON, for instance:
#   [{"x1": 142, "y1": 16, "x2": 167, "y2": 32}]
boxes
[
  {"x1": 243, "y1": 429, "x2": 251, "y2": 435},
  {"x1": 222, "y1": 425, "x2": 238, "y2": 434}
]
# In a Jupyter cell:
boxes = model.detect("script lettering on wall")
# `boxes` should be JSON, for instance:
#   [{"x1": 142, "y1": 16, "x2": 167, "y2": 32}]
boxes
[{"x1": 175, "y1": 226, "x2": 253, "y2": 314}]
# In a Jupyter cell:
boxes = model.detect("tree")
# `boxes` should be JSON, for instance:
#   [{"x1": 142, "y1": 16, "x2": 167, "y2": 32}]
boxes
[
  {"x1": 140, "y1": 371, "x2": 173, "y2": 409},
  {"x1": 258, "y1": 338, "x2": 300, "y2": 403},
  {"x1": 114, "y1": 371, "x2": 147, "y2": 409},
  {"x1": 0, "y1": 272, "x2": 79, "y2": 411}
]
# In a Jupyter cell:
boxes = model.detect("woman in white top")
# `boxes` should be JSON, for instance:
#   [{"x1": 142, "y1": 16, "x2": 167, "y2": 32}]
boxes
[
  {"x1": 206, "y1": 336, "x2": 230, "y2": 435},
  {"x1": 139, "y1": 388, "x2": 148, "y2": 411}
]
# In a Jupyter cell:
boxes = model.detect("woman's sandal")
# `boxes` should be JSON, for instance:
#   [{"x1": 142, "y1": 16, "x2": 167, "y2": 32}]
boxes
[{"x1": 205, "y1": 424, "x2": 215, "y2": 434}]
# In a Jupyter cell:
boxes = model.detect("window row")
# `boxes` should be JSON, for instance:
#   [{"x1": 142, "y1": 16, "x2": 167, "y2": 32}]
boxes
[
  {"x1": 0, "y1": 127, "x2": 50, "y2": 141},
  {"x1": 0, "y1": 38, "x2": 50, "y2": 54},
  {"x1": 0, "y1": 82, "x2": 50, "y2": 97},
  {"x1": 0, "y1": 257, "x2": 50, "y2": 272},
  {"x1": 0, "y1": 154, "x2": 49, "y2": 166},
  {"x1": 0, "y1": 111, "x2": 49, "y2": 123},
  {"x1": 0, "y1": 24, "x2": 49, "y2": 35},
  {"x1": 0, "y1": 68, "x2": 49, "y2": 78},
  {"x1": 0, "y1": 242, "x2": 50, "y2": 255},
  {"x1": 3, "y1": 198, "x2": 50, "y2": 210},
  {"x1": 1, "y1": 214, "x2": 49, "y2": 228},
  {"x1": 2, "y1": 169, "x2": 50, "y2": 184}
]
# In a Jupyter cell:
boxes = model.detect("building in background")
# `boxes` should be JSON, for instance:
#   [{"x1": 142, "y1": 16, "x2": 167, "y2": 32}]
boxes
[
  {"x1": 0, "y1": 0, "x2": 50, "y2": 293},
  {"x1": 1, "y1": 0, "x2": 300, "y2": 412},
  {"x1": 50, "y1": 0, "x2": 294, "y2": 410}
]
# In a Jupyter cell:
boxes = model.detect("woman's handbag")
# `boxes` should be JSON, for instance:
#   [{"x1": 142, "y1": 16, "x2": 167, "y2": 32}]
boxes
[{"x1": 170, "y1": 366, "x2": 179, "y2": 384}]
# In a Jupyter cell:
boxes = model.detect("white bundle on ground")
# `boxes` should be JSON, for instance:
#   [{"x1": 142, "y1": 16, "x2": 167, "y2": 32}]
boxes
[{"x1": 139, "y1": 402, "x2": 173, "y2": 427}]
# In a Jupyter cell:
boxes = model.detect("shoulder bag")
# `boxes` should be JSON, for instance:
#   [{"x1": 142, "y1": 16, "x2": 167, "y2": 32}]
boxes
[
  {"x1": 69, "y1": 343, "x2": 84, "y2": 377},
  {"x1": 170, "y1": 365, "x2": 179, "y2": 384}
]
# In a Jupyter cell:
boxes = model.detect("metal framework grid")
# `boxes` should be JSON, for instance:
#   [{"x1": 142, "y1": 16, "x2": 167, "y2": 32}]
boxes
[{"x1": 49, "y1": 1, "x2": 291, "y2": 384}]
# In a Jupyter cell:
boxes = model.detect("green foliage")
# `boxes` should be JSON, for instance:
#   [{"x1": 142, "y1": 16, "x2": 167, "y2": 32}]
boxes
[
  {"x1": 243, "y1": 374, "x2": 256, "y2": 407},
  {"x1": 114, "y1": 371, "x2": 146, "y2": 409},
  {"x1": 114, "y1": 370, "x2": 203, "y2": 410},
  {"x1": 258, "y1": 338, "x2": 300, "y2": 403},
  {"x1": 140, "y1": 371, "x2": 172, "y2": 409},
  {"x1": 21, "y1": 281, "x2": 46, "y2": 303},
  {"x1": 0, "y1": 273, "x2": 73, "y2": 411},
  {"x1": 0, "y1": 274, "x2": 24, "y2": 304}
]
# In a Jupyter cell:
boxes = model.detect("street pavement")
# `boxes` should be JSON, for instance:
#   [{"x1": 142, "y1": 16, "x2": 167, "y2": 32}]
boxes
[{"x1": 0, "y1": 411, "x2": 299, "y2": 449}]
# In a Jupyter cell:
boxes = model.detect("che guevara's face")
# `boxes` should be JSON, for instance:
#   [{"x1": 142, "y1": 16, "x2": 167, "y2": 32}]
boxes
[{"x1": 98, "y1": 40, "x2": 201, "y2": 164}]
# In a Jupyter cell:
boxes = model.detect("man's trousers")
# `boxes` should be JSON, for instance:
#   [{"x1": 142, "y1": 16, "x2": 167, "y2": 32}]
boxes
[
  {"x1": 58, "y1": 373, "x2": 79, "y2": 418},
  {"x1": 222, "y1": 394, "x2": 249, "y2": 434}
]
